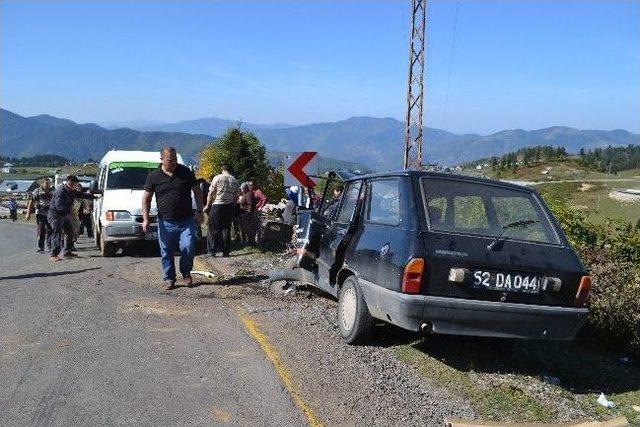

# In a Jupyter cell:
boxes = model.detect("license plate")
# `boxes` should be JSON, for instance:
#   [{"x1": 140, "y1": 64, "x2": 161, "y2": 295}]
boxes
[
  {"x1": 146, "y1": 231, "x2": 158, "y2": 239},
  {"x1": 472, "y1": 270, "x2": 541, "y2": 294}
]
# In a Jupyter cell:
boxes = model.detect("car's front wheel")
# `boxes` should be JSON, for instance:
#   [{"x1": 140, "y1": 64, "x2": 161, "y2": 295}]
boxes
[
  {"x1": 100, "y1": 229, "x2": 117, "y2": 257},
  {"x1": 337, "y1": 276, "x2": 373, "y2": 344}
]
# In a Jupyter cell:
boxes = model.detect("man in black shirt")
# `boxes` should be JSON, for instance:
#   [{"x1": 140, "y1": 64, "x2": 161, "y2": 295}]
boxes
[
  {"x1": 48, "y1": 175, "x2": 96, "y2": 261},
  {"x1": 142, "y1": 147, "x2": 204, "y2": 290}
]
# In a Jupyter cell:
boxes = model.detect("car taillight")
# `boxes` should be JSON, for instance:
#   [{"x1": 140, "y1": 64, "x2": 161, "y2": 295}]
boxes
[
  {"x1": 575, "y1": 276, "x2": 591, "y2": 307},
  {"x1": 105, "y1": 211, "x2": 114, "y2": 221},
  {"x1": 402, "y1": 258, "x2": 425, "y2": 294}
]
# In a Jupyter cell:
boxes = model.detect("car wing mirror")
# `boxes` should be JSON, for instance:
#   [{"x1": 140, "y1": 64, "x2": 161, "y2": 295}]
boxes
[{"x1": 89, "y1": 180, "x2": 102, "y2": 194}]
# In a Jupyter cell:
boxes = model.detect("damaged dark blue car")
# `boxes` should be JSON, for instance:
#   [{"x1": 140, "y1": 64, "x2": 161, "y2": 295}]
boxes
[{"x1": 271, "y1": 171, "x2": 590, "y2": 345}]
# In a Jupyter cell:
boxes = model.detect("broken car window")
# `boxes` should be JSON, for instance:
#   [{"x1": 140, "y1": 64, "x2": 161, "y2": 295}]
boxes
[
  {"x1": 336, "y1": 181, "x2": 362, "y2": 223},
  {"x1": 367, "y1": 179, "x2": 400, "y2": 225}
]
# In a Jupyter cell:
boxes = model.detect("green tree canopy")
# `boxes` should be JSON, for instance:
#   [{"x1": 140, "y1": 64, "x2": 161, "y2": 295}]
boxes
[{"x1": 197, "y1": 128, "x2": 270, "y2": 185}]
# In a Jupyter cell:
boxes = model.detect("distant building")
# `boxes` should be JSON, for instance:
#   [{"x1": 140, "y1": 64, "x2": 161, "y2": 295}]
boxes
[
  {"x1": 1, "y1": 163, "x2": 15, "y2": 174},
  {"x1": 0, "y1": 179, "x2": 38, "y2": 194}
]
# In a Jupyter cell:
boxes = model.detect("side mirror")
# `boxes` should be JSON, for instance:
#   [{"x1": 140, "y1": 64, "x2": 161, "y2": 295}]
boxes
[{"x1": 89, "y1": 180, "x2": 102, "y2": 194}]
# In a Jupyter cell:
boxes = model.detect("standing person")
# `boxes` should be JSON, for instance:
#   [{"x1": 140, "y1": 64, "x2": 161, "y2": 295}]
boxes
[
  {"x1": 323, "y1": 184, "x2": 344, "y2": 219},
  {"x1": 250, "y1": 181, "x2": 267, "y2": 211},
  {"x1": 142, "y1": 147, "x2": 204, "y2": 290},
  {"x1": 78, "y1": 196, "x2": 94, "y2": 238},
  {"x1": 204, "y1": 164, "x2": 239, "y2": 257},
  {"x1": 26, "y1": 178, "x2": 54, "y2": 252},
  {"x1": 238, "y1": 182, "x2": 257, "y2": 245},
  {"x1": 70, "y1": 182, "x2": 83, "y2": 243},
  {"x1": 8, "y1": 197, "x2": 18, "y2": 222},
  {"x1": 48, "y1": 175, "x2": 95, "y2": 261}
]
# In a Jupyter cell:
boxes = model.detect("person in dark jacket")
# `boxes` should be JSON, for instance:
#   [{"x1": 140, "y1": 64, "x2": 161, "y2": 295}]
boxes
[
  {"x1": 323, "y1": 184, "x2": 343, "y2": 219},
  {"x1": 26, "y1": 178, "x2": 54, "y2": 252},
  {"x1": 8, "y1": 197, "x2": 18, "y2": 222},
  {"x1": 48, "y1": 175, "x2": 95, "y2": 261}
]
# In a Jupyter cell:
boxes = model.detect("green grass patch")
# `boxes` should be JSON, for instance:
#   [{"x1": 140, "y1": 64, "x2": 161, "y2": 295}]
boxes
[
  {"x1": 394, "y1": 343, "x2": 554, "y2": 423},
  {"x1": 393, "y1": 337, "x2": 640, "y2": 424}
]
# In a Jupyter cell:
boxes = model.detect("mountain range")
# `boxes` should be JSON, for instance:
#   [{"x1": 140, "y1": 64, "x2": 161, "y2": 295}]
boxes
[
  {"x1": 2, "y1": 108, "x2": 638, "y2": 170},
  {"x1": 103, "y1": 117, "x2": 295, "y2": 134}
]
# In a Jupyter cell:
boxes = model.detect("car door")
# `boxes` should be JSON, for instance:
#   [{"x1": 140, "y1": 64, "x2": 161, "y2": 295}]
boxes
[
  {"x1": 317, "y1": 180, "x2": 363, "y2": 291},
  {"x1": 94, "y1": 165, "x2": 107, "y2": 229},
  {"x1": 350, "y1": 177, "x2": 410, "y2": 291}
]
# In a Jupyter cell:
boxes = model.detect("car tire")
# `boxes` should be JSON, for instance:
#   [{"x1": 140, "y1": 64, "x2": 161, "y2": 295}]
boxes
[
  {"x1": 337, "y1": 276, "x2": 373, "y2": 345},
  {"x1": 100, "y1": 230, "x2": 116, "y2": 257}
]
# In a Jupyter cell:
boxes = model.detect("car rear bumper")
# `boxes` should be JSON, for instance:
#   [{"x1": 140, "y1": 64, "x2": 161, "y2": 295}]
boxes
[
  {"x1": 103, "y1": 222, "x2": 158, "y2": 242},
  {"x1": 359, "y1": 279, "x2": 588, "y2": 340}
]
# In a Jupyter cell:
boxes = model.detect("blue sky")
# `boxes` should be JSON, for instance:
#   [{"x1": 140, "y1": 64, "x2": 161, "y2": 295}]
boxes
[{"x1": 1, "y1": 0, "x2": 638, "y2": 134}]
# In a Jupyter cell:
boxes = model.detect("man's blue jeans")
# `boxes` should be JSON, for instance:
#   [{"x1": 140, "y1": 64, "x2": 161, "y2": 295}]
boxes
[{"x1": 157, "y1": 217, "x2": 196, "y2": 281}]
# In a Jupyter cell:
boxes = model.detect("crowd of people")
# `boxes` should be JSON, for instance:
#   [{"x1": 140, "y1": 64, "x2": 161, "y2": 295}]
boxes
[
  {"x1": 15, "y1": 146, "x2": 278, "y2": 291},
  {"x1": 142, "y1": 146, "x2": 272, "y2": 290},
  {"x1": 203, "y1": 164, "x2": 267, "y2": 257},
  {"x1": 24, "y1": 175, "x2": 96, "y2": 261}
]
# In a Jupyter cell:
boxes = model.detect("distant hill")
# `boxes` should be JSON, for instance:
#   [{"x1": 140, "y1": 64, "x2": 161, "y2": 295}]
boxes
[
  {"x1": 266, "y1": 151, "x2": 372, "y2": 174},
  {"x1": 252, "y1": 118, "x2": 638, "y2": 170},
  {"x1": 0, "y1": 109, "x2": 366, "y2": 172},
  {"x1": 1, "y1": 109, "x2": 637, "y2": 170},
  {"x1": 0, "y1": 109, "x2": 213, "y2": 162},
  {"x1": 134, "y1": 117, "x2": 294, "y2": 135}
]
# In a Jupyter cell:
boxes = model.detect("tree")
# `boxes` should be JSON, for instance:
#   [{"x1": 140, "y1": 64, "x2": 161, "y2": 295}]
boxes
[{"x1": 196, "y1": 128, "x2": 270, "y2": 186}]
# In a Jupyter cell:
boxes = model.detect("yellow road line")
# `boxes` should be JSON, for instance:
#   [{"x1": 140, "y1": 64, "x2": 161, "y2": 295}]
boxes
[{"x1": 237, "y1": 310, "x2": 324, "y2": 427}]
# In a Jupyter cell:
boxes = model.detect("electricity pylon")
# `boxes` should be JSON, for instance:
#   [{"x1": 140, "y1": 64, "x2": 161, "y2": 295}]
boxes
[{"x1": 403, "y1": 0, "x2": 427, "y2": 170}]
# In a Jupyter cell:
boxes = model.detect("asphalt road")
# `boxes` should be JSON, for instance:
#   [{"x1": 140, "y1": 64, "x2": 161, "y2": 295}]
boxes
[{"x1": 0, "y1": 220, "x2": 304, "y2": 426}]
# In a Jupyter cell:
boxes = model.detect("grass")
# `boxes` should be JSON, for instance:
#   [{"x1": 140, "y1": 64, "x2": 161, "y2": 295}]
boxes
[
  {"x1": 1, "y1": 165, "x2": 99, "y2": 180},
  {"x1": 536, "y1": 180, "x2": 640, "y2": 225},
  {"x1": 463, "y1": 161, "x2": 640, "y2": 226},
  {"x1": 393, "y1": 335, "x2": 640, "y2": 424}
]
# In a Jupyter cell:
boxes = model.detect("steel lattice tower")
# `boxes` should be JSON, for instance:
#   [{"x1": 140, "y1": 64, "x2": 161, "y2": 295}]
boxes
[{"x1": 403, "y1": 0, "x2": 427, "y2": 170}]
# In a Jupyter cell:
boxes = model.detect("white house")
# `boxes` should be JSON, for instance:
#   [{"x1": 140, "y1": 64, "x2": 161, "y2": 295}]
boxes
[{"x1": 1, "y1": 162, "x2": 15, "y2": 174}]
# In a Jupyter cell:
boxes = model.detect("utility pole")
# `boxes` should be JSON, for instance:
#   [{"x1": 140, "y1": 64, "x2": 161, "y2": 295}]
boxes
[{"x1": 403, "y1": 0, "x2": 427, "y2": 170}]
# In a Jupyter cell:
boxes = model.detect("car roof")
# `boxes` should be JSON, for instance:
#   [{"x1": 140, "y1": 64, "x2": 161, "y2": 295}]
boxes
[
  {"x1": 99, "y1": 150, "x2": 185, "y2": 165},
  {"x1": 343, "y1": 170, "x2": 533, "y2": 191}
]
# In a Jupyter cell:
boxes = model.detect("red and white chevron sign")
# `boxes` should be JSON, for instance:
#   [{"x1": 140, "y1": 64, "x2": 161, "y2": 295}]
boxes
[{"x1": 284, "y1": 152, "x2": 318, "y2": 189}]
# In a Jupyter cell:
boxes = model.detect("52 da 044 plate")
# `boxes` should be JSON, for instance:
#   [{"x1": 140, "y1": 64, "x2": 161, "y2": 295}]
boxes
[{"x1": 472, "y1": 270, "x2": 542, "y2": 294}]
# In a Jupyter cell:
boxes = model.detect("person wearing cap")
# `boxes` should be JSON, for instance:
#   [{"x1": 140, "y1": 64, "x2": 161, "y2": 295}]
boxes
[
  {"x1": 47, "y1": 175, "x2": 95, "y2": 261},
  {"x1": 26, "y1": 178, "x2": 54, "y2": 252}
]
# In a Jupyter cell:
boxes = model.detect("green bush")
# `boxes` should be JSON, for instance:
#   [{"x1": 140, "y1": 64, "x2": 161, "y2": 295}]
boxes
[
  {"x1": 541, "y1": 189, "x2": 640, "y2": 355},
  {"x1": 580, "y1": 249, "x2": 640, "y2": 356}
]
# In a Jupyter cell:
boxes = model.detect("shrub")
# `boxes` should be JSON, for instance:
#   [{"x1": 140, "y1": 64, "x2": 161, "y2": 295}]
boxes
[
  {"x1": 580, "y1": 249, "x2": 640, "y2": 356},
  {"x1": 541, "y1": 190, "x2": 640, "y2": 355}
]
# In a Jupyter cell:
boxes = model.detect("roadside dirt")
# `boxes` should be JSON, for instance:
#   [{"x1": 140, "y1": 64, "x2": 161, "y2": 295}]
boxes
[
  {"x1": 194, "y1": 251, "x2": 475, "y2": 425},
  {"x1": 193, "y1": 251, "x2": 640, "y2": 426}
]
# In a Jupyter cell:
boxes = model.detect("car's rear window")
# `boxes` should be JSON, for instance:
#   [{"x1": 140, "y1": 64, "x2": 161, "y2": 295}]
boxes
[{"x1": 421, "y1": 177, "x2": 560, "y2": 244}]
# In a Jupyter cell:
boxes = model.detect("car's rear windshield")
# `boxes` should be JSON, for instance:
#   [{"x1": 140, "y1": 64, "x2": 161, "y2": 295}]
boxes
[
  {"x1": 421, "y1": 177, "x2": 560, "y2": 244},
  {"x1": 107, "y1": 163, "x2": 158, "y2": 190}
]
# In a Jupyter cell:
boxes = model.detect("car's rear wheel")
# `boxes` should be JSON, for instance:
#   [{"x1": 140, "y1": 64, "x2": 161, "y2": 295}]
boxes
[
  {"x1": 100, "y1": 230, "x2": 117, "y2": 257},
  {"x1": 337, "y1": 276, "x2": 373, "y2": 344}
]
